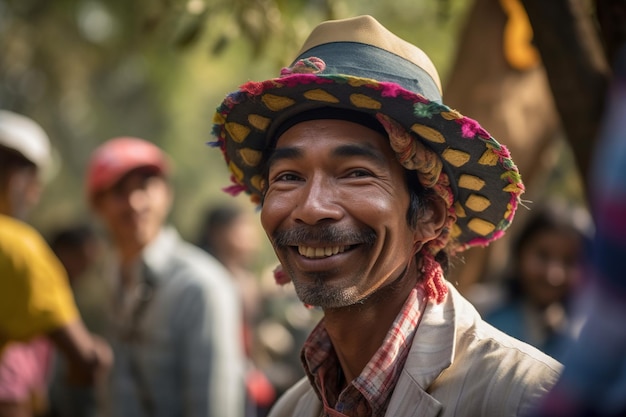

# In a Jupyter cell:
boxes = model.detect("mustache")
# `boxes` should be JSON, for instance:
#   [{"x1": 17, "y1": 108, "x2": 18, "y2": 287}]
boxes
[{"x1": 272, "y1": 224, "x2": 377, "y2": 248}]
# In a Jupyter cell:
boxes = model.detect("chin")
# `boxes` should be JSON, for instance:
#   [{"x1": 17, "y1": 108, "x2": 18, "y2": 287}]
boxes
[{"x1": 295, "y1": 282, "x2": 362, "y2": 309}]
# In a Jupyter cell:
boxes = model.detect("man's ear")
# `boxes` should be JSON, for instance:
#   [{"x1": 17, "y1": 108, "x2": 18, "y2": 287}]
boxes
[{"x1": 414, "y1": 196, "x2": 452, "y2": 245}]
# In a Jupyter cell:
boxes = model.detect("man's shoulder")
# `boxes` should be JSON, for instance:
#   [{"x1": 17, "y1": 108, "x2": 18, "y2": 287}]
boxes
[
  {"x1": 146, "y1": 227, "x2": 232, "y2": 284},
  {"x1": 171, "y1": 239, "x2": 232, "y2": 280},
  {"x1": 423, "y1": 285, "x2": 562, "y2": 415},
  {"x1": 0, "y1": 215, "x2": 44, "y2": 249},
  {"x1": 0, "y1": 215, "x2": 56, "y2": 267},
  {"x1": 268, "y1": 377, "x2": 318, "y2": 417},
  {"x1": 445, "y1": 284, "x2": 561, "y2": 373}
]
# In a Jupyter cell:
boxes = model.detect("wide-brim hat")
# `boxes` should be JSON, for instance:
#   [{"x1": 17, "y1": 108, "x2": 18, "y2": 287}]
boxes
[{"x1": 211, "y1": 15, "x2": 524, "y2": 251}]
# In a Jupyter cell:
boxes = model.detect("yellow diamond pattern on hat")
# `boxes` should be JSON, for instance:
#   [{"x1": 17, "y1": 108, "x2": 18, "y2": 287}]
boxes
[
  {"x1": 451, "y1": 223, "x2": 462, "y2": 238},
  {"x1": 442, "y1": 149, "x2": 470, "y2": 167},
  {"x1": 478, "y1": 148, "x2": 499, "y2": 166},
  {"x1": 213, "y1": 112, "x2": 225, "y2": 124},
  {"x1": 503, "y1": 183, "x2": 524, "y2": 193},
  {"x1": 504, "y1": 202, "x2": 514, "y2": 219},
  {"x1": 249, "y1": 114, "x2": 271, "y2": 131},
  {"x1": 225, "y1": 123, "x2": 250, "y2": 143},
  {"x1": 350, "y1": 94, "x2": 382, "y2": 109},
  {"x1": 440, "y1": 110, "x2": 463, "y2": 120},
  {"x1": 411, "y1": 124, "x2": 446, "y2": 143},
  {"x1": 303, "y1": 89, "x2": 340, "y2": 103},
  {"x1": 347, "y1": 78, "x2": 378, "y2": 87},
  {"x1": 459, "y1": 174, "x2": 485, "y2": 191},
  {"x1": 466, "y1": 194, "x2": 491, "y2": 212},
  {"x1": 229, "y1": 161, "x2": 244, "y2": 182},
  {"x1": 238, "y1": 148, "x2": 262, "y2": 167},
  {"x1": 468, "y1": 218, "x2": 496, "y2": 236},
  {"x1": 251, "y1": 175, "x2": 265, "y2": 193},
  {"x1": 454, "y1": 201, "x2": 467, "y2": 218},
  {"x1": 262, "y1": 94, "x2": 296, "y2": 111}
]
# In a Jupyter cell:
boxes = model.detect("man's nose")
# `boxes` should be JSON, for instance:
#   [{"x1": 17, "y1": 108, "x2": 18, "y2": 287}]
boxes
[
  {"x1": 127, "y1": 187, "x2": 149, "y2": 212},
  {"x1": 545, "y1": 260, "x2": 568, "y2": 287},
  {"x1": 291, "y1": 176, "x2": 343, "y2": 225}
]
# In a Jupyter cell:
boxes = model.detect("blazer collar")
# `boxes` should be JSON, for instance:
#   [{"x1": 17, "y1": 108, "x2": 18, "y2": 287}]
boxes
[{"x1": 383, "y1": 283, "x2": 461, "y2": 416}]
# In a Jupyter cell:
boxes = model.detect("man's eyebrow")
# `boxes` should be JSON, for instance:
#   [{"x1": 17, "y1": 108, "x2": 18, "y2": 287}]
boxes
[
  {"x1": 332, "y1": 143, "x2": 387, "y2": 167},
  {"x1": 266, "y1": 147, "x2": 303, "y2": 167},
  {"x1": 266, "y1": 143, "x2": 388, "y2": 168}
]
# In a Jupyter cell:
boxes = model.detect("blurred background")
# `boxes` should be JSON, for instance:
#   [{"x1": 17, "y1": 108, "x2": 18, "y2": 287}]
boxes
[{"x1": 1, "y1": 0, "x2": 622, "y2": 318}]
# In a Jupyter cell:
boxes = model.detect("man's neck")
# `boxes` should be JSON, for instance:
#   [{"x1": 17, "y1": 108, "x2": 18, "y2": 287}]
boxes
[
  {"x1": 322, "y1": 264, "x2": 420, "y2": 383},
  {"x1": 117, "y1": 243, "x2": 144, "y2": 270}
]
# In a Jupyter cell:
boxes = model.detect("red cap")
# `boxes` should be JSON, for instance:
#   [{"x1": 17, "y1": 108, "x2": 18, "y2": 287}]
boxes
[{"x1": 86, "y1": 137, "x2": 169, "y2": 201}]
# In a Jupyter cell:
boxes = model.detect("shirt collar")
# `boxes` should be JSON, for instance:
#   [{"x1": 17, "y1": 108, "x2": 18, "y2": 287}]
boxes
[{"x1": 301, "y1": 281, "x2": 428, "y2": 416}]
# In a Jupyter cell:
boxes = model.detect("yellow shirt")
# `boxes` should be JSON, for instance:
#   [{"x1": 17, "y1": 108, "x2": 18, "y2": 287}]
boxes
[{"x1": 0, "y1": 214, "x2": 79, "y2": 352}]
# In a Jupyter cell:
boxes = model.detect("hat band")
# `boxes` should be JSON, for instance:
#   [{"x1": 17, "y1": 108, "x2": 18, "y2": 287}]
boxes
[{"x1": 293, "y1": 42, "x2": 442, "y2": 104}]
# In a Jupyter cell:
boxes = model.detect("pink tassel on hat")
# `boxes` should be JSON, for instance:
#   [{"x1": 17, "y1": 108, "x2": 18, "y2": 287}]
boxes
[{"x1": 273, "y1": 264, "x2": 291, "y2": 285}]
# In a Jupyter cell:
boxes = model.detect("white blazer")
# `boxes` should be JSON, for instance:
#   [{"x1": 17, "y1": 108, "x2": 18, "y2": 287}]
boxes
[{"x1": 268, "y1": 283, "x2": 562, "y2": 417}]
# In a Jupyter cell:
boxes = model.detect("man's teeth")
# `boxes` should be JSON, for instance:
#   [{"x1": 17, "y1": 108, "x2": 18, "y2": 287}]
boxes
[{"x1": 298, "y1": 245, "x2": 347, "y2": 258}]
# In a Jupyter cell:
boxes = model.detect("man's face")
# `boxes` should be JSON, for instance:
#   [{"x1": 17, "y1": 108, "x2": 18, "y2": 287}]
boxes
[
  {"x1": 518, "y1": 228, "x2": 583, "y2": 308},
  {"x1": 261, "y1": 119, "x2": 419, "y2": 309},
  {"x1": 93, "y1": 167, "x2": 171, "y2": 253},
  {"x1": 6, "y1": 165, "x2": 42, "y2": 220}
]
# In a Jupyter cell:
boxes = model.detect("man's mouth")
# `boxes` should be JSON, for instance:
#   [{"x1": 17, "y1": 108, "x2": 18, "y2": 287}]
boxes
[{"x1": 297, "y1": 245, "x2": 350, "y2": 258}]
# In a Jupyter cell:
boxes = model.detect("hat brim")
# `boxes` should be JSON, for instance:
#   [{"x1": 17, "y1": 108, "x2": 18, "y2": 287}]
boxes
[{"x1": 212, "y1": 72, "x2": 523, "y2": 250}]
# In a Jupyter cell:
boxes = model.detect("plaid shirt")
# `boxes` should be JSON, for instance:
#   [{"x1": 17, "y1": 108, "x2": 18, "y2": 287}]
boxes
[{"x1": 301, "y1": 283, "x2": 427, "y2": 417}]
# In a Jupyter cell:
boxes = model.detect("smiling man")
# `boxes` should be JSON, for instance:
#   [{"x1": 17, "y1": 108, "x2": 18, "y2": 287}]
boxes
[{"x1": 210, "y1": 15, "x2": 562, "y2": 417}]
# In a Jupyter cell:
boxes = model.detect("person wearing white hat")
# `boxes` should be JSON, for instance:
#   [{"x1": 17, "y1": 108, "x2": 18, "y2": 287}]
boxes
[
  {"x1": 0, "y1": 110, "x2": 112, "y2": 417},
  {"x1": 0, "y1": 110, "x2": 52, "y2": 220}
]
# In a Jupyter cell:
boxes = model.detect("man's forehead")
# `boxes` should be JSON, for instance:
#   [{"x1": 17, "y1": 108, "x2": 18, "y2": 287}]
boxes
[
  {"x1": 271, "y1": 119, "x2": 391, "y2": 161},
  {"x1": 109, "y1": 166, "x2": 165, "y2": 190}
]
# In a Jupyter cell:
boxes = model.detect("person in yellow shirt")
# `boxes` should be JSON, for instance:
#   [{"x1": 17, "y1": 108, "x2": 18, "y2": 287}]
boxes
[{"x1": 0, "y1": 110, "x2": 111, "y2": 417}]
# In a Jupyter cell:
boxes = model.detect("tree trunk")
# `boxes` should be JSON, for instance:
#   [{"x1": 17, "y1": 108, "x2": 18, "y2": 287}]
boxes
[
  {"x1": 521, "y1": 0, "x2": 610, "y2": 189},
  {"x1": 443, "y1": 0, "x2": 562, "y2": 294}
]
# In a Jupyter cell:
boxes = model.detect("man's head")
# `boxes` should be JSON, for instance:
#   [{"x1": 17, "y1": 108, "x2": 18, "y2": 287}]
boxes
[
  {"x1": 0, "y1": 110, "x2": 52, "y2": 219},
  {"x1": 261, "y1": 118, "x2": 448, "y2": 308},
  {"x1": 49, "y1": 224, "x2": 102, "y2": 284},
  {"x1": 211, "y1": 16, "x2": 524, "y2": 307},
  {"x1": 86, "y1": 137, "x2": 171, "y2": 259},
  {"x1": 197, "y1": 203, "x2": 262, "y2": 268}
]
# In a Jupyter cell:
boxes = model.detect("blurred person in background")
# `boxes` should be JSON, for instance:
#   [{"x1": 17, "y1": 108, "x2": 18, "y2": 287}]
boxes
[
  {"x1": 484, "y1": 199, "x2": 593, "y2": 361},
  {"x1": 196, "y1": 203, "x2": 276, "y2": 416},
  {"x1": 86, "y1": 137, "x2": 246, "y2": 417},
  {"x1": 533, "y1": 43, "x2": 626, "y2": 417},
  {"x1": 49, "y1": 224, "x2": 103, "y2": 288},
  {"x1": 47, "y1": 223, "x2": 108, "y2": 417},
  {"x1": 0, "y1": 110, "x2": 112, "y2": 417}
]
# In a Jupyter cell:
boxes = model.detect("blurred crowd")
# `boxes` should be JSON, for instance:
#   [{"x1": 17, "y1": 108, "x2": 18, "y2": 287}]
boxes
[{"x1": 0, "y1": 118, "x2": 320, "y2": 417}]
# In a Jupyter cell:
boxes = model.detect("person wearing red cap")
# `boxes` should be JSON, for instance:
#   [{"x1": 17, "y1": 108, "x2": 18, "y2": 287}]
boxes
[
  {"x1": 86, "y1": 137, "x2": 246, "y2": 417},
  {"x1": 0, "y1": 110, "x2": 112, "y2": 417}
]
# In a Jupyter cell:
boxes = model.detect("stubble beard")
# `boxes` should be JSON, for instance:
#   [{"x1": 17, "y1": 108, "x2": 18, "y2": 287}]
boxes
[{"x1": 289, "y1": 269, "x2": 364, "y2": 309}]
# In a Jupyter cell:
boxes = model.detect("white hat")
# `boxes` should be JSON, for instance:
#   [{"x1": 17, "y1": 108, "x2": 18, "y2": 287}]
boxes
[{"x1": 0, "y1": 110, "x2": 51, "y2": 172}]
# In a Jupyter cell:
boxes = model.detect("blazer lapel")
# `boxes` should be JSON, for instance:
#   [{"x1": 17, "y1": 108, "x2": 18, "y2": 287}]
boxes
[
  {"x1": 384, "y1": 373, "x2": 443, "y2": 417},
  {"x1": 294, "y1": 388, "x2": 323, "y2": 417},
  {"x1": 384, "y1": 284, "x2": 459, "y2": 417}
]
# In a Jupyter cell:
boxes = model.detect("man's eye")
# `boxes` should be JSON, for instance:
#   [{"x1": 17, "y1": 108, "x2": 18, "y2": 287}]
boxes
[
  {"x1": 275, "y1": 173, "x2": 301, "y2": 182},
  {"x1": 346, "y1": 169, "x2": 373, "y2": 178}
]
